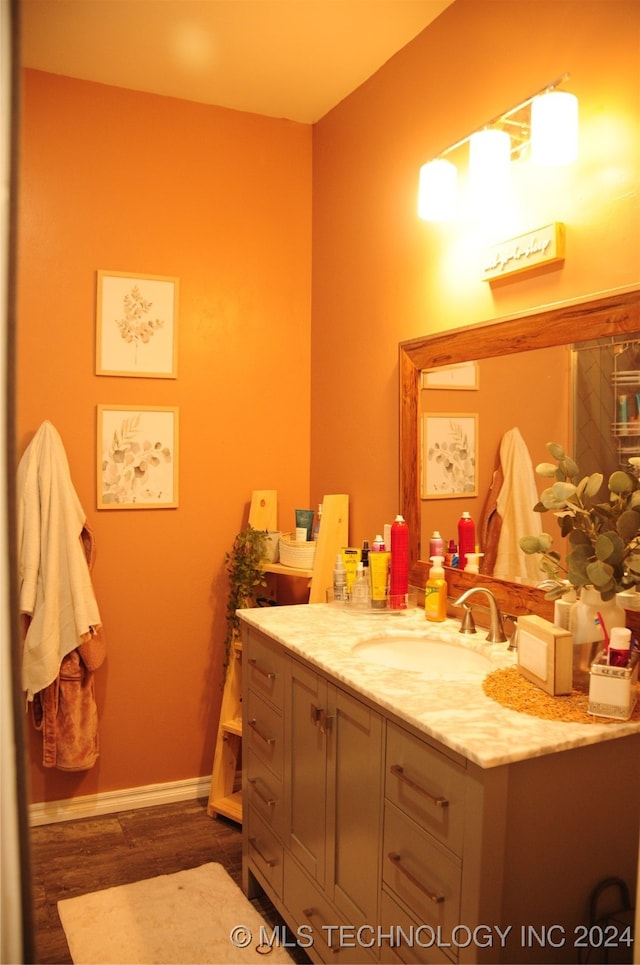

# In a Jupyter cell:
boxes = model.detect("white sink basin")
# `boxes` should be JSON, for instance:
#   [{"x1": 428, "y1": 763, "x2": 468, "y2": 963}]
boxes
[{"x1": 352, "y1": 633, "x2": 492, "y2": 676}]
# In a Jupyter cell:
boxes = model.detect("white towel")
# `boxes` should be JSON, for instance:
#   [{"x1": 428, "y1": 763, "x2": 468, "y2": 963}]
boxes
[
  {"x1": 493, "y1": 427, "x2": 544, "y2": 582},
  {"x1": 17, "y1": 421, "x2": 102, "y2": 700}
]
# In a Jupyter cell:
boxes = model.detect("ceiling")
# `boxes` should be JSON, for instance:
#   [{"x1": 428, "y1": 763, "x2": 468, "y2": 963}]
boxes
[{"x1": 19, "y1": 0, "x2": 454, "y2": 123}]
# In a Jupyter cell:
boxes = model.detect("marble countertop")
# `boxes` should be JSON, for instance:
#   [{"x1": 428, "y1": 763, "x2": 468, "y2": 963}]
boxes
[{"x1": 238, "y1": 602, "x2": 640, "y2": 769}]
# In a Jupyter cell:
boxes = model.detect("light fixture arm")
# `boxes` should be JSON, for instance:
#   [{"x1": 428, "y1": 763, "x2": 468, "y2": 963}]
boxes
[{"x1": 432, "y1": 72, "x2": 570, "y2": 164}]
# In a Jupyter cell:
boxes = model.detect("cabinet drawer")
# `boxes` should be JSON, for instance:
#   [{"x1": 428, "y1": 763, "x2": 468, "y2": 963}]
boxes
[
  {"x1": 247, "y1": 805, "x2": 284, "y2": 899},
  {"x1": 246, "y1": 747, "x2": 285, "y2": 838},
  {"x1": 380, "y1": 889, "x2": 454, "y2": 965},
  {"x1": 246, "y1": 689, "x2": 284, "y2": 778},
  {"x1": 245, "y1": 630, "x2": 285, "y2": 709},
  {"x1": 385, "y1": 723, "x2": 466, "y2": 857},
  {"x1": 283, "y1": 853, "x2": 375, "y2": 964},
  {"x1": 383, "y1": 802, "x2": 461, "y2": 958}
]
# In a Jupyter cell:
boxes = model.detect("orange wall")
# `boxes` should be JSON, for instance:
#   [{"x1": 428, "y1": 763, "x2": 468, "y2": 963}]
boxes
[
  {"x1": 17, "y1": 71, "x2": 312, "y2": 803},
  {"x1": 311, "y1": 0, "x2": 640, "y2": 545},
  {"x1": 17, "y1": 0, "x2": 640, "y2": 805}
]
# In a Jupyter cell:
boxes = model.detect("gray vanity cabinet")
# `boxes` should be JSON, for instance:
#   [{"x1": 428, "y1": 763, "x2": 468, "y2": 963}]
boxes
[
  {"x1": 243, "y1": 626, "x2": 383, "y2": 963},
  {"x1": 287, "y1": 655, "x2": 383, "y2": 919},
  {"x1": 381, "y1": 723, "x2": 466, "y2": 964},
  {"x1": 244, "y1": 629, "x2": 288, "y2": 900},
  {"x1": 285, "y1": 657, "x2": 383, "y2": 961},
  {"x1": 242, "y1": 620, "x2": 640, "y2": 965},
  {"x1": 287, "y1": 657, "x2": 328, "y2": 884},
  {"x1": 324, "y1": 676, "x2": 383, "y2": 928}
]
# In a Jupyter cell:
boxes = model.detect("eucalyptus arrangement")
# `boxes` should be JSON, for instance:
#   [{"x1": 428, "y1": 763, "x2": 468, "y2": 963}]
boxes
[
  {"x1": 223, "y1": 525, "x2": 268, "y2": 676},
  {"x1": 519, "y1": 442, "x2": 640, "y2": 600}
]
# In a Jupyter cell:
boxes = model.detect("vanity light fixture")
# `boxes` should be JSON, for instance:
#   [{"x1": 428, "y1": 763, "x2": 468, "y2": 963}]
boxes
[
  {"x1": 417, "y1": 74, "x2": 578, "y2": 222},
  {"x1": 468, "y1": 128, "x2": 512, "y2": 213},
  {"x1": 417, "y1": 158, "x2": 457, "y2": 221},
  {"x1": 531, "y1": 89, "x2": 579, "y2": 165}
]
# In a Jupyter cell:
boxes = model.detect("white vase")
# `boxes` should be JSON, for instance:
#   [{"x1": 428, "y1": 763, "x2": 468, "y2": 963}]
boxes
[{"x1": 569, "y1": 587, "x2": 626, "y2": 692}]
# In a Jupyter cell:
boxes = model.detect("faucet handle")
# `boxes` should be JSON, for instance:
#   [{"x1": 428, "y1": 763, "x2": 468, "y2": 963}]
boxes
[
  {"x1": 485, "y1": 622, "x2": 508, "y2": 644},
  {"x1": 485, "y1": 610, "x2": 508, "y2": 644},
  {"x1": 459, "y1": 604, "x2": 477, "y2": 635}
]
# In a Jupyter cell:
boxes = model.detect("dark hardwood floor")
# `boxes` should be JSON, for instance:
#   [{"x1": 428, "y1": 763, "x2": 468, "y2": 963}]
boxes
[{"x1": 29, "y1": 796, "x2": 303, "y2": 965}]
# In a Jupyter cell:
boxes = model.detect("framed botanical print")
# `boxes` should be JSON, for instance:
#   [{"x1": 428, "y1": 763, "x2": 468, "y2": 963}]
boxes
[
  {"x1": 421, "y1": 413, "x2": 478, "y2": 498},
  {"x1": 97, "y1": 405, "x2": 179, "y2": 509},
  {"x1": 96, "y1": 271, "x2": 178, "y2": 378}
]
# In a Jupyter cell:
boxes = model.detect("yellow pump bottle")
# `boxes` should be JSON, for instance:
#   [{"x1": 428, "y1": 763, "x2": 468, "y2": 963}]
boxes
[{"x1": 425, "y1": 556, "x2": 447, "y2": 622}]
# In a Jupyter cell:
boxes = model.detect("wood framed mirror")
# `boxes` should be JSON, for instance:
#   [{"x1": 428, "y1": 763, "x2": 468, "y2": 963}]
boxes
[{"x1": 399, "y1": 286, "x2": 640, "y2": 620}]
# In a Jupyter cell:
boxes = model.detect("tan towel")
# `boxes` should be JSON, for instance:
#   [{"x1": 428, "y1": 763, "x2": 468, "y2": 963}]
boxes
[
  {"x1": 17, "y1": 421, "x2": 102, "y2": 700},
  {"x1": 493, "y1": 427, "x2": 544, "y2": 582}
]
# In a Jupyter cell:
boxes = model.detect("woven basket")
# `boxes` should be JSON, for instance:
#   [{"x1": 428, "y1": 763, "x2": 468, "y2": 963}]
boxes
[{"x1": 279, "y1": 533, "x2": 316, "y2": 569}]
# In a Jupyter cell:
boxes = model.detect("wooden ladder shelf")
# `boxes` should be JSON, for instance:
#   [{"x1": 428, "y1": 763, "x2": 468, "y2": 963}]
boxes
[{"x1": 207, "y1": 491, "x2": 348, "y2": 823}]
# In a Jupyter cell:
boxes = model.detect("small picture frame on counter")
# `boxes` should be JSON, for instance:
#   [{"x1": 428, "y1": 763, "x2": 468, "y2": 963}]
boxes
[{"x1": 517, "y1": 614, "x2": 573, "y2": 696}]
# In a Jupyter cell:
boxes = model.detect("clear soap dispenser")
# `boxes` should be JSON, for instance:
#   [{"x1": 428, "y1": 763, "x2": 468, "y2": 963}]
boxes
[
  {"x1": 333, "y1": 553, "x2": 348, "y2": 602},
  {"x1": 351, "y1": 562, "x2": 370, "y2": 609}
]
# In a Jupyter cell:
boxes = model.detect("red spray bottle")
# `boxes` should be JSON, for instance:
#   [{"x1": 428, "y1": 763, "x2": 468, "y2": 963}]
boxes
[
  {"x1": 389, "y1": 514, "x2": 409, "y2": 609},
  {"x1": 458, "y1": 512, "x2": 475, "y2": 571}
]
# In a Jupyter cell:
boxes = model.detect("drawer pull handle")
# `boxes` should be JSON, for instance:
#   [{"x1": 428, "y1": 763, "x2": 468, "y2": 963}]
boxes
[
  {"x1": 248, "y1": 777, "x2": 276, "y2": 807},
  {"x1": 248, "y1": 836, "x2": 277, "y2": 868},
  {"x1": 248, "y1": 657, "x2": 276, "y2": 680},
  {"x1": 388, "y1": 852, "x2": 444, "y2": 904},
  {"x1": 302, "y1": 908, "x2": 339, "y2": 954},
  {"x1": 248, "y1": 718, "x2": 275, "y2": 746},
  {"x1": 390, "y1": 764, "x2": 449, "y2": 808}
]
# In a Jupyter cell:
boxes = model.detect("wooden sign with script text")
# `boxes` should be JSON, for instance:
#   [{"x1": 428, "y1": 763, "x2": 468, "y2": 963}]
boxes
[{"x1": 483, "y1": 222, "x2": 565, "y2": 282}]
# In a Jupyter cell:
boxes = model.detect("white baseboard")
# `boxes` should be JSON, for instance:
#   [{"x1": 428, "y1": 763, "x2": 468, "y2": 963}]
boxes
[{"x1": 29, "y1": 775, "x2": 212, "y2": 827}]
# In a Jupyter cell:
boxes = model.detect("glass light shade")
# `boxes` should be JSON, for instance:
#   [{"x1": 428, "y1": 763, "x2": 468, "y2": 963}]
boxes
[
  {"x1": 531, "y1": 91, "x2": 578, "y2": 165},
  {"x1": 417, "y1": 158, "x2": 457, "y2": 222},
  {"x1": 468, "y1": 129, "x2": 511, "y2": 213}
]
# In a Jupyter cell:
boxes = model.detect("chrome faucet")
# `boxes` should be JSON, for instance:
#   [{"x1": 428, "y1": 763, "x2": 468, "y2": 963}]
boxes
[{"x1": 453, "y1": 587, "x2": 508, "y2": 644}]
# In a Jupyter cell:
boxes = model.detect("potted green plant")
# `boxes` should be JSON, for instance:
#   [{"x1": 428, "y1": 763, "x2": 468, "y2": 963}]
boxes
[
  {"x1": 519, "y1": 442, "x2": 640, "y2": 599},
  {"x1": 222, "y1": 525, "x2": 268, "y2": 676}
]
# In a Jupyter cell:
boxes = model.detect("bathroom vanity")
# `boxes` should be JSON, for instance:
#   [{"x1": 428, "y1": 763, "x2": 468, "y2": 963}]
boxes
[{"x1": 240, "y1": 603, "x2": 640, "y2": 965}]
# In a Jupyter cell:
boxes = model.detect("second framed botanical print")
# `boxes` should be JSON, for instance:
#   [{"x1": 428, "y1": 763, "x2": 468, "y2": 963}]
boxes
[
  {"x1": 97, "y1": 405, "x2": 179, "y2": 509},
  {"x1": 421, "y1": 413, "x2": 478, "y2": 499}
]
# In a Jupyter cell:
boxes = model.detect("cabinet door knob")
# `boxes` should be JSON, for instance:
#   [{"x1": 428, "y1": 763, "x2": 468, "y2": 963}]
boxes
[
  {"x1": 319, "y1": 710, "x2": 334, "y2": 735},
  {"x1": 248, "y1": 657, "x2": 276, "y2": 680},
  {"x1": 310, "y1": 705, "x2": 334, "y2": 734},
  {"x1": 390, "y1": 763, "x2": 449, "y2": 808},
  {"x1": 387, "y1": 851, "x2": 445, "y2": 904},
  {"x1": 248, "y1": 718, "x2": 276, "y2": 745}
]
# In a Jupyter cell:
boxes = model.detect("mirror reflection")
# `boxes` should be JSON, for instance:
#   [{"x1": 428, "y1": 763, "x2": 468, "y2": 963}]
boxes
[
  {"x1": 399, "y1": 287, "x2": 640, "y2": 608},
  {"x1": 418, "y1": 337, "x2": 638, "y2": 583},
  {"x1": 419, "y1": 342, "x2": 569, "y2": 582}
]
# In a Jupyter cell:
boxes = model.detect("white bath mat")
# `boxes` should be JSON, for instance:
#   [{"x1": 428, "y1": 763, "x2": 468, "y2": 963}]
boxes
[{"x1": 57, "y1": 861, "x2": 293, "y2": 964}]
